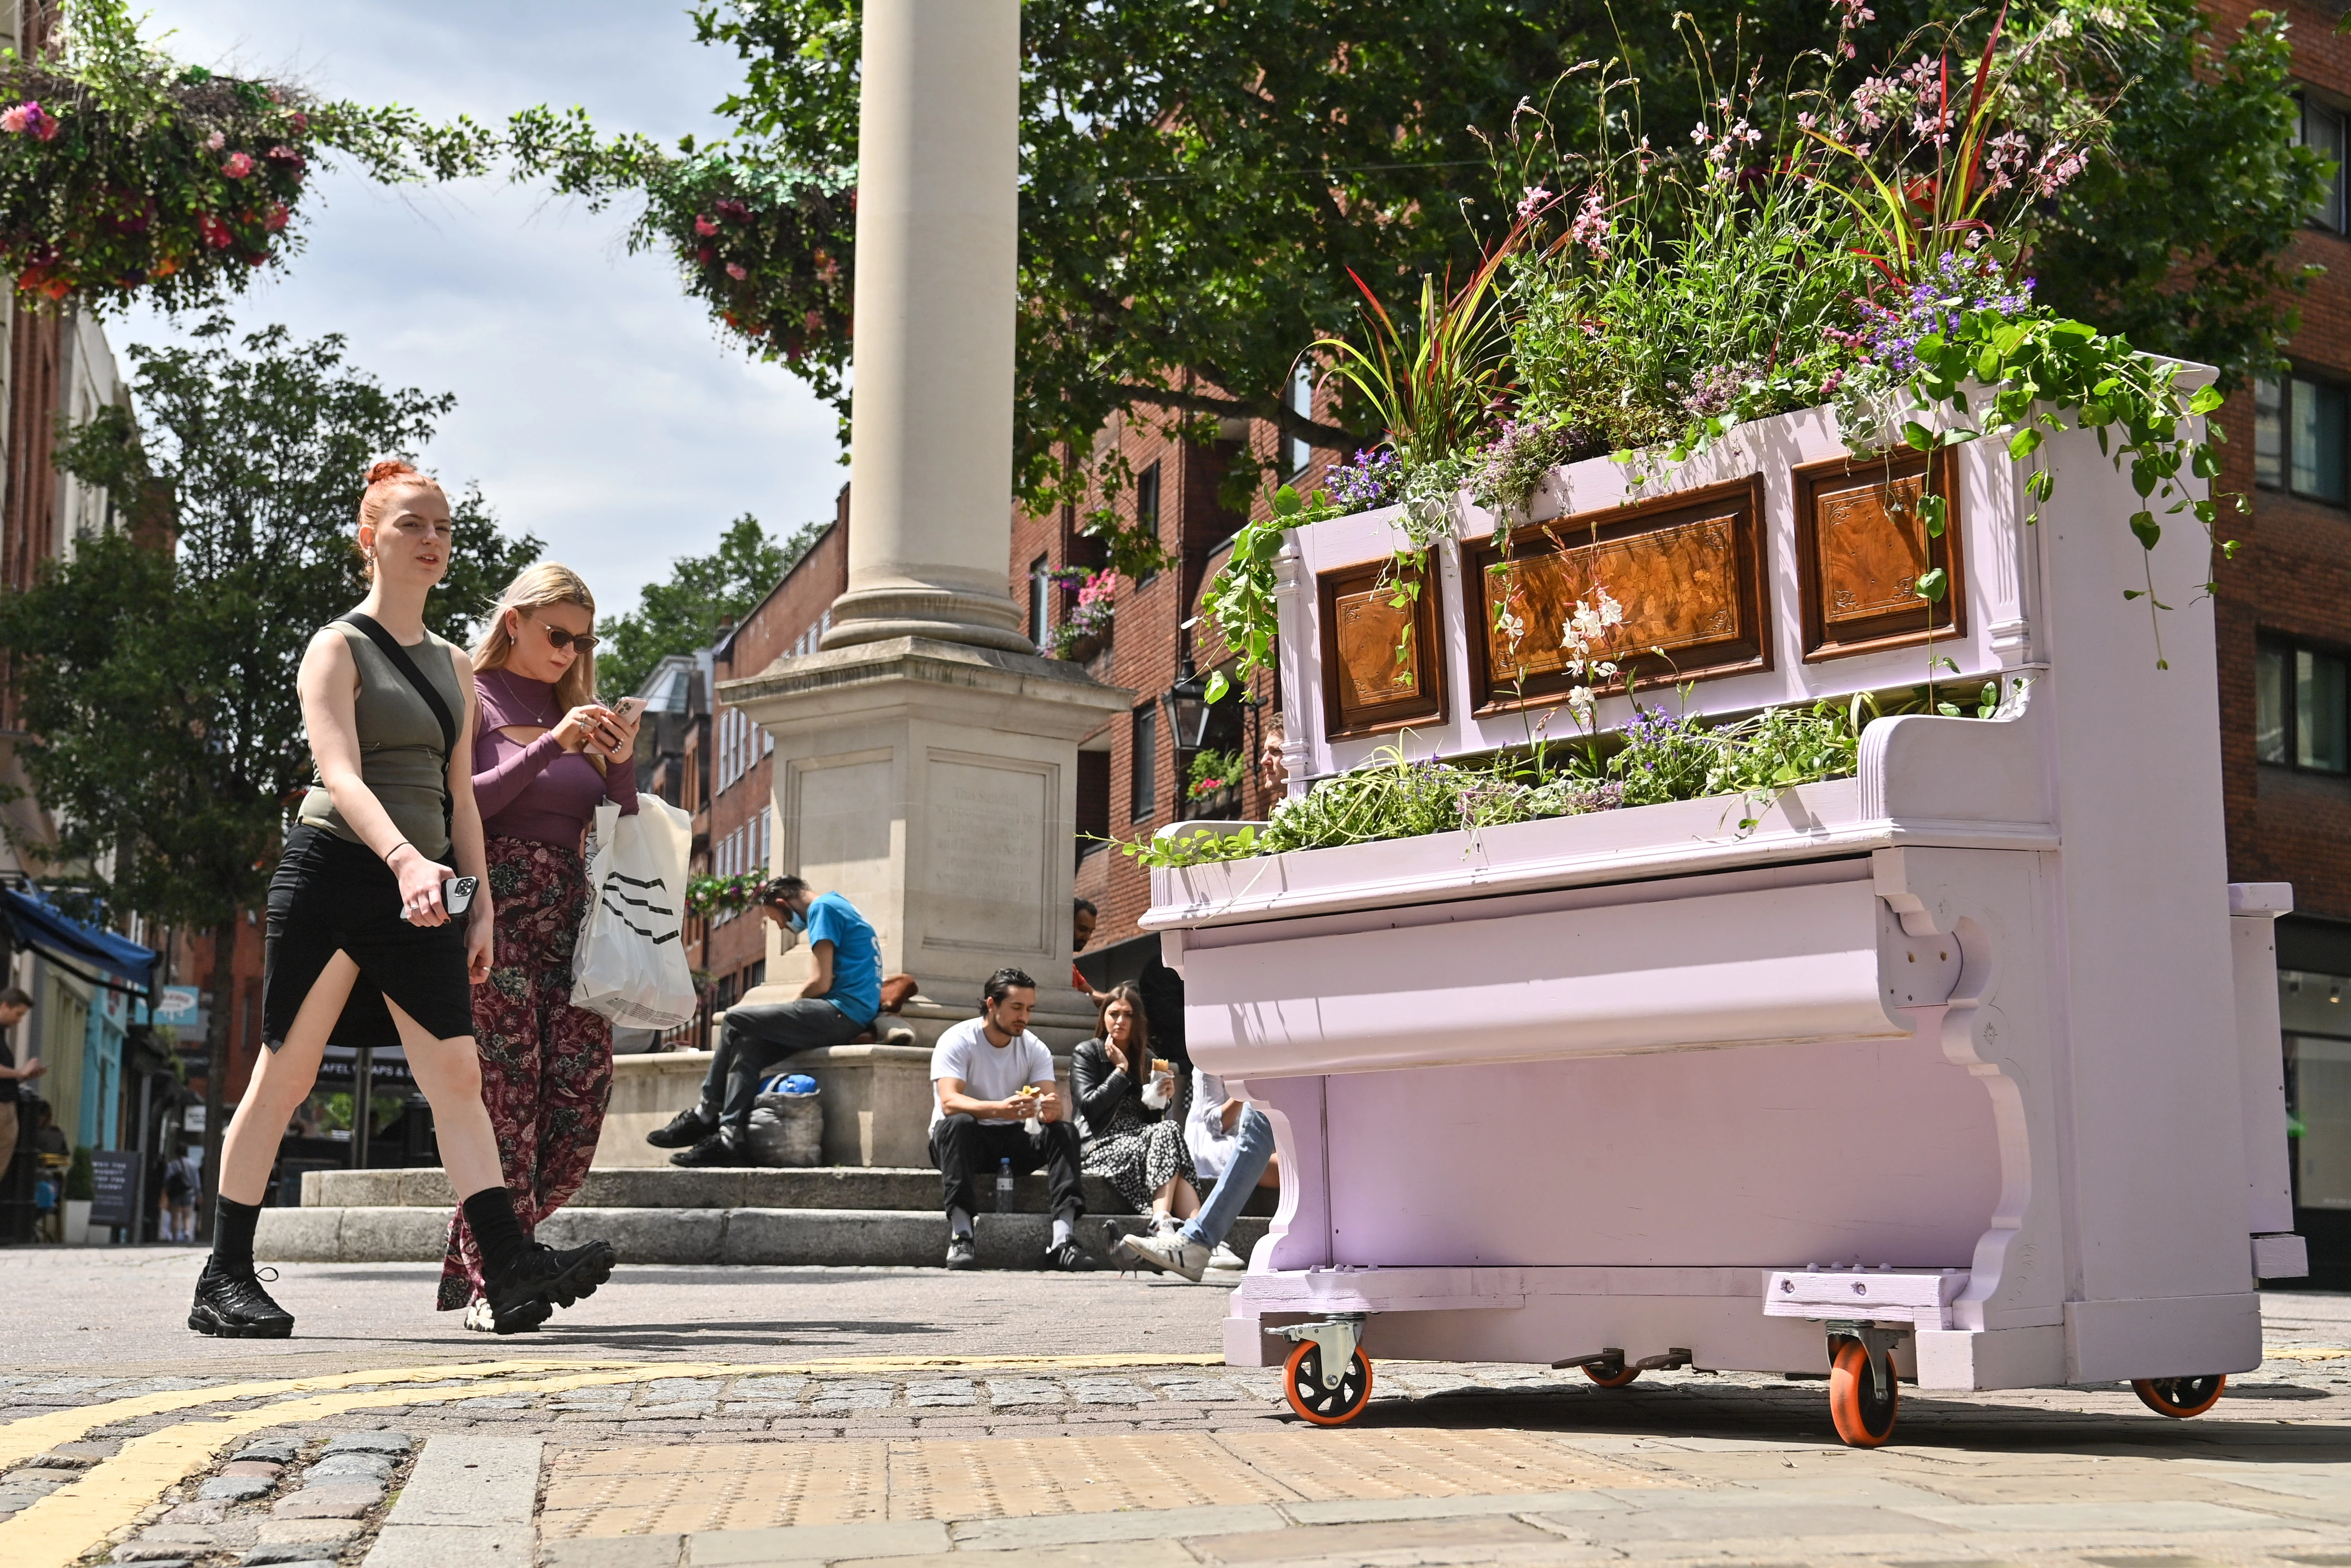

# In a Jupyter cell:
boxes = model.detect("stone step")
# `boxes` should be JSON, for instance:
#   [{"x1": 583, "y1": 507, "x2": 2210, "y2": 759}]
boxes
[
  {"x1": 302, "y1": 1165, "x2": 1278, "y2": 1219},
  {"x1": 255, "y1": 1205, "x2": 1269, "y2": 1272}
]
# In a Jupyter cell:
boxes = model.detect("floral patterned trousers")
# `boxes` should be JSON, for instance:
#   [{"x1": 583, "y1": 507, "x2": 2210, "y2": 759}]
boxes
[{"x1": 438, "y1": 837, "x2": 614, "y2": 1310}]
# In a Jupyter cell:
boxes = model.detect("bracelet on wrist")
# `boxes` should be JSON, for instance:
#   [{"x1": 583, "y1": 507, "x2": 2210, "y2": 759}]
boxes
[{"x1": 385, "y1": 839, "x2": 412, "y2": 866}]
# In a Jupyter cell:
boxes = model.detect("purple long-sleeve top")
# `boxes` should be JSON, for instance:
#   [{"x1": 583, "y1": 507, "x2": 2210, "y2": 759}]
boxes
[{"x1": 472, "y1": 666, "x2": 639, "y2": 848}]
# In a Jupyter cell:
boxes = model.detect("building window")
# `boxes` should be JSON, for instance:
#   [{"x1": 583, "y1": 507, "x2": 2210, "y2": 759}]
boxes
[
  {"x1": 2303, "y1": 95, "x2": 2347, "y2": 234},
  {"x1": 2259, "y1": 639, "x2": 2351, "y2": 773},
  {"x1": 1029, "y1": 554, "x2": 1052, "y2": 650},
  {"x1": 2255, "y1": 373, "x2": 2348, "y2": 504},
  {"x1": 1135, "y1": 462, "x2": 1161, "y2": 588},
  {"x1": 1130, "y1": 705, "x2": 1158, "y2": 821},
  {"x1": 1287, "y1": 362, "x2": 1314, "y2": 477}
]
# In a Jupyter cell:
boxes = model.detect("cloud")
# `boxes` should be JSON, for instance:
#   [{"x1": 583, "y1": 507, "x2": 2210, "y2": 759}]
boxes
[{"x1": 115, "y1": 1, "x2": 846, "y2": 618}]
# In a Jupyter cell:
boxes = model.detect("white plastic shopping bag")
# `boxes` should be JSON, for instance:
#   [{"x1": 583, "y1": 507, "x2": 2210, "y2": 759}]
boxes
[{"x1": 572, "y1": 796, "x2": 697, "y2": 1028}]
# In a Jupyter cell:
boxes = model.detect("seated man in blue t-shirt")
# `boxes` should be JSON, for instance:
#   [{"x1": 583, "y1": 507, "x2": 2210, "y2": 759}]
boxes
[{"x1": 653, "y1": 875, "x2": 882, "y2": 1166}]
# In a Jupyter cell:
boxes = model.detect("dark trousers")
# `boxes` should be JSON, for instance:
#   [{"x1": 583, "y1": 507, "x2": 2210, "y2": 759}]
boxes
[
  {"x1": 929, "y1": 1114, "x2": 1085, "y2": 1221},
  {"x1": 699, "y1": 999, "x2": 866, "y2": 1132}
]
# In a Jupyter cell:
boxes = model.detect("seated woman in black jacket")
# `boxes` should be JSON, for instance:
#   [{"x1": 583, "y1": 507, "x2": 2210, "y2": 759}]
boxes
[{"x1": 1070, "y1": 983, "x2": 1200, "y2": 1236}]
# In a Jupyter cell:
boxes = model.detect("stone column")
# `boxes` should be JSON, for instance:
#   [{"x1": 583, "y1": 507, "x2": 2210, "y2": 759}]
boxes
[
  {"x1": 718, "y1": 0, "x2": 1130, "y2": 1125},
  {"x1": 823, "y1": 0, "x2": 1033, "y2": 654}
]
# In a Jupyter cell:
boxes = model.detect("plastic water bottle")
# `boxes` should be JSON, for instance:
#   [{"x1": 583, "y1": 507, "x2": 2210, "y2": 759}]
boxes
[{"x1": 995, "y1": 1157, "x2": 1015, "y2": 1213}]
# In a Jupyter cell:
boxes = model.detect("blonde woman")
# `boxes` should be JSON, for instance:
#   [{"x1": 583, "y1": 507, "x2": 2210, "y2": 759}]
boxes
[
  {"x1": 193, "y1": 462, "x2": 615, "y2": 1340},
  {"x1": 437, "y1": 563, "x2": 642, "y2": 1330}
]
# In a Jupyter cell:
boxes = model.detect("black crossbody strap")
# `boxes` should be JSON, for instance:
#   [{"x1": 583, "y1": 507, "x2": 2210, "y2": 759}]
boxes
[{"x1": 338, "y1": 613, "x2": 459, "y2": 836}]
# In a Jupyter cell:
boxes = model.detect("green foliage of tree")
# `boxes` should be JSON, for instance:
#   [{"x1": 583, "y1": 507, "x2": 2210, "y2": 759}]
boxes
[
  {"x1": 516, "y1": 1, "x2": 2321, "y2": 506},
  {"x1": 595, "y1": 513, "x2": 823, "y2": 697},
  {"x1": 0, "y1": 318, "x2": 537, "y2": 1212}
]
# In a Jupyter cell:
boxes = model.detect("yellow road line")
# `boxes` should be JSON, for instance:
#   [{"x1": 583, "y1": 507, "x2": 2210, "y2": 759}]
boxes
[
  {"x1": 0, "y1": 1360, "x2": 640, "y2": 1470},
  {"x1": 2264, "y1": 1345, "x2": 2351, "y2": 1362},
  {"x1": 0, "y1": 1353, "x2": 1231, "y2": 1568}
]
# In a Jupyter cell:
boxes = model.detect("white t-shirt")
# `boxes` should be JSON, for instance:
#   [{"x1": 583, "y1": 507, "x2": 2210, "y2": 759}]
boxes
[
  {"x1": 1187, "y1": 1069, "x2": 1239, "y2": 1181},
  {"x1": 929, "y1": 1017, "x2": 1055, "y2": 1132}
]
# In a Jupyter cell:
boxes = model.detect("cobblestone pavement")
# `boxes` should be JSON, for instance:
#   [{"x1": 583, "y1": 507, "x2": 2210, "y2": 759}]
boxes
[{"x1": 2, "y1": 1250, "x2": 2347, "y2": 1567}]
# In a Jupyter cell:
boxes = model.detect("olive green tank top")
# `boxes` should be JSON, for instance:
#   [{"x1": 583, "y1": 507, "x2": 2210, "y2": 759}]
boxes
[{"x1": 296, "y1": 620, "x2": 466, "y2": 861}]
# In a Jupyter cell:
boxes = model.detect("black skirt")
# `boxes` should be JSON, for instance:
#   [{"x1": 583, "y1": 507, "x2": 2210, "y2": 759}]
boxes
[{"x1": 262, "y1": 825, "x2": 474, "y2": 1053}]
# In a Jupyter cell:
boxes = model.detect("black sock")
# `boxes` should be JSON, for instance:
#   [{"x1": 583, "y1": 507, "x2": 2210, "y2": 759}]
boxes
[
  {"x1": 211, "y1": 1196, "x2": 261, "y2": 1275},
  {"x1": 461, "y1": 1187, "x2": 532, "y2": 1280}
]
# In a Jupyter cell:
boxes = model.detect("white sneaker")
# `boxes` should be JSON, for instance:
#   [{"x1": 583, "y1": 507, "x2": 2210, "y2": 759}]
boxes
[
  {"x1": 462, "y1": 1298, "x2": 497, "y2": 1333},
  {"x1": 1118, "y1": 1230, "x2": 1209, "y2": 1282},
  {"x1": 1206, "y1": 1241, "x2": 1246, "y2": 1272}
]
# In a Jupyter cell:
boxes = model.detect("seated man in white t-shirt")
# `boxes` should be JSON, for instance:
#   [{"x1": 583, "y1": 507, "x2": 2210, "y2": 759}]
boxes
[{"x1": 928, "y1": 967, "x2": 1090, "y2": 1272}]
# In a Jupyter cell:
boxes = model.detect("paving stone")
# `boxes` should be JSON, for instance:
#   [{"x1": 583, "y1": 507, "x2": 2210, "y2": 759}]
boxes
[
  {"x1": 273, "y1": 1481, "x2": 385, "y2": 1518},
  {"x1": 903, "y1": 1380, "x2": 978, "y2": 1407},
  {"x1": 952, "y1": 1504, "x2": 1287, "y2": 1550},
  {"x1": 318, "y1": 1429, "x2": 412, "y2": 1456},
  {"x1": 384, "y1": 1434, "x2": 542, "y2": 1527},
  {"x1": 1067, "y1": 1378, "x2": 1149, "y2": 1404},
  {"x1": 108, "y1": 1548, "x2": 196, "y2": 1564},
  {"x1": 809, "y1": 1385, "x2": 895, "y2": 1414},
  {"x1": 1149, "y1": 1380, "x2": 1245, "y2": 1402},
  {"x1": 452, "y1": 1396, "x2": 534, "y2": 1410},
  {"x1": 644, "y1": 1378, "x2": 726, "y2": 1401},
  {"x1": 243, "y1": 1543, "x2": 352, "y2": 1563},
  {"x1": 689, "y1": 1521, "x2": 952, "y2": 1565},
  {"x1": 160, "y1": 1501, "x2": 231, "y2": 1525},
  {"x1": 364, "y1": 1523, "x2": 533, "y2": 1565},
  {"x1": 540, "y1": 1534, "x2": 684, "y2": 1568},
  {"x1": 632, "y1": 1401, "x2": 718, "y2": 1418},
  {"x1": 198, "y1": 1475, "x2": 275, "y2": 1501},
  {"x1": 306, "y1": 1452, "x2": 394, "y2": 1480},
  {"x1": 219, "y1": 1459, "x2": 284, "y2": 1478},
  {"x1": 981, "y1": 1378, "x2": 1063, "y2": 1406},
  {"x1": 729, "y1": 1376, "x2": 807, "y2": 1399},
  {"x1": 25, "y1": 1451, "x2": 99, "y2": 1469},
  {"x1": 141, "y1": 1520, "x2": 259, "y2": 1545},
  {"x1": 254, "y1": 1519, "x2": 364, "y2": 1547}
]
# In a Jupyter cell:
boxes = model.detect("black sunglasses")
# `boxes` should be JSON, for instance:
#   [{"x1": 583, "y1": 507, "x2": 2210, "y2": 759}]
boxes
[{"x1": 535, "y1": 620, "x2": 600, "y2": 654}]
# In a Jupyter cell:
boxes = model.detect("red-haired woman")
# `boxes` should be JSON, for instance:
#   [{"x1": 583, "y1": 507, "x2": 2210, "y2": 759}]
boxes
[
  {"x1": 436, "y1": 563, "x2": 640, "y2": 1330},
  {"x1": 190, "y1": 462, "x2": 615, "y2": 1339}
]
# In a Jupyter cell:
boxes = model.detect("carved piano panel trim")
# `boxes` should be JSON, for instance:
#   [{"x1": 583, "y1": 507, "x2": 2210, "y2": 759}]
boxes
[
  {"x1": 1318, "y1": 556, "x2": 1447, "y2": 739},
  {"x1": 1795, "y1": 448, "x2": 1966, "y2": 662},
  {"x1": 1463, "y1": 476, "x2": 1770, "y2": 715}
]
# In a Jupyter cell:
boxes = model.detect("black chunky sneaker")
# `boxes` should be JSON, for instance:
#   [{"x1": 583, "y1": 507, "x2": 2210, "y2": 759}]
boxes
[
  {"x1": 668, "y1": 1130, "x2": 751, "y2": 1168},
  {"x1": 484, "y1": 1239, "x2": 616, "y2": 1329},
  {"x1": 645, "y1": 1106, "x2": 716, "y2": 1149},
  {"x1": 188, "y1": 1260, "x2": 296, "y2": 1338}
]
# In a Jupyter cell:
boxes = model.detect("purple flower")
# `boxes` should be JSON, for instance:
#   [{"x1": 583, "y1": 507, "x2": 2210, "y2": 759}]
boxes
[{"x1": 1327, "y1": 448, "x2": 1404, "y2": 512}]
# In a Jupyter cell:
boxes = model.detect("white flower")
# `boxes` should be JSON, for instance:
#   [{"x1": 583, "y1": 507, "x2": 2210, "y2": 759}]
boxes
[
  {"x1": 1690, "y1": 121, "x2": 1711, "y2": 144},
  {"x1": 1568, "y1": 685, "x2": 1595, "y2": 713}
]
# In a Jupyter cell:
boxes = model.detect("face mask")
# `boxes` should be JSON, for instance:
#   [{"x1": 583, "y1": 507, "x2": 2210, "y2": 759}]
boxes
[{"x1": 786, "y1": 910, "x2": 806, "y2": 933}]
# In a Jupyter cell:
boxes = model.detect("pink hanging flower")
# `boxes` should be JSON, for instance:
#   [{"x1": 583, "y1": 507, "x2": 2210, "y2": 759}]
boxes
[
  {"x1": 726, "y1": 261, "x2": 748, "y2": 281},
  {"x1": 27, "y1": 103, "x2": 56, "y2": 141},
  {"x1": 206, "y1": 129, "x2": 226, "y2": 151},
  {"x1": 223, "y1": 151, "x2": 254, "y2": 178},
  {"x1": 197, "y1": 214, "x2": 232, "y2": 250},
  {"x1": 0, "y1": 105, "x2": 26, "y2": 135},
  {"x1": 263, "y1": 204, "x2": 290, "y2": 232},
  {"x1": 695, "y1": 214, "x2": 719, "y2": 236}
]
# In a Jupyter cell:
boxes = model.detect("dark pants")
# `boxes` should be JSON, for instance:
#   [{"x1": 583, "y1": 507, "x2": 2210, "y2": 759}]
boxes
[
  {"x1": 929, "y1": 1114, "x2": 1085, "y2": 1221},
  {"x1": 699, "y1": 999, "x2": 865, "y2": 1133}
]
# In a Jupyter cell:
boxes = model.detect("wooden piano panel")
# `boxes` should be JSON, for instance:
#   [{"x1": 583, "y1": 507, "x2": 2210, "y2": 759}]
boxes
[
  {"x1": 1319, "y1": 556, "x2": 1445, "y2": 738},
  {"x1": 1796, "y1": 449, "x2": 1964, "y2": 660},
  {"x1": 1464, "y1": 476, "x2": 1769, "y2": 713}
]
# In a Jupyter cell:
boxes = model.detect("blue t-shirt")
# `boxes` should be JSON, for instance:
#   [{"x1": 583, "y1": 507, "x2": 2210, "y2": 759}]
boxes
[{"x1": 806, "y1": 890, "x2": 881, "y2": 1028}]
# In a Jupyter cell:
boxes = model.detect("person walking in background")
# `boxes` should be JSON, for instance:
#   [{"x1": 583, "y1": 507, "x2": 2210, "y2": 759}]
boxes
[
  {"x1": 165, "y1": 1148, "x2": 201, "y2": 1243},
  {"x1": 437, "y1": 563, "x2": 641, "y2": 1331},
  {"x1": 1072, "y1": 985, "x2": 1200, "y2": 1238},
  {"x1": 1121, "y1": 1068, "x2": 1280, "y2": 1280},
  {"x1": 0, "y1": 985, "x2": 41, "y2": 1189},
  {"x1": 1071, "y1": 898, "x2": 1111, "y2": 1008},
  {"x1": 648, "y1": 876, "x2": 880, "y2": 1166},
  {"x1": 928, "y1": 968, "x2": 1088, "y2": 1271},
  {"x1": 190, "y1": 460, "x2": 614, "y2": 1340}
]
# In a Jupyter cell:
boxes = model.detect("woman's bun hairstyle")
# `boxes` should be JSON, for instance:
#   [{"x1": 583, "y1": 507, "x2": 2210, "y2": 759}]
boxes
[
  {"x1": 366, "y1": 457, "x2": 422, "y2": 487},
  {"x1": 355, "y1": 458, "x2": 446, "y2": 581}
]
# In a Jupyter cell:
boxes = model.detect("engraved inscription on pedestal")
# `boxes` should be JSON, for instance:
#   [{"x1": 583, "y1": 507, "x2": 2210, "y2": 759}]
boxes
[
  {"x1": 924, "y1": 751, "x2": 1050, "y2": 955},
  {"x1": 1465, "y1": 477, "x2": 1768, "y2": 711},
  {"x1": 1795, "y1": 452, "x2": 1961, "y2": 660},
  {"x1": 1319, "y1": 558, "x2": 1445, "y2": 738}
]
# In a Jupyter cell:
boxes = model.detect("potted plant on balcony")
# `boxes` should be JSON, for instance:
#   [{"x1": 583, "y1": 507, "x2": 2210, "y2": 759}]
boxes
[
  {"x1": 1044, "y1": 568, "x2": 1119, "y2": 662},
  {"x1": 1186, "y1": 749, "x2": 1245, "y2": 818}
]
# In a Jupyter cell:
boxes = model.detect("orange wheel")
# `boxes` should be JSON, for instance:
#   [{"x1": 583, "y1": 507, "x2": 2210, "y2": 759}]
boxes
[
  {"x1": 1283, "y1": 1338, "x2": 1374, "y2": 1426},
  {"x1": 1827, "y1": 1339, "x2": 1899, "y2": 1448},
  {"x1": 1583, "y1": 1362, "x2": 1641, "y2": 1389},
  {"x1": 2133, "y1": 1375, "x2": 2225, "y2": 1418}
]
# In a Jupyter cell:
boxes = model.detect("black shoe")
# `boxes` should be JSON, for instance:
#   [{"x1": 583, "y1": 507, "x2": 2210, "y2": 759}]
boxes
[
  {"x1": 646, "y1": 1105, "x2": 716, "y2": 1149},
  {"x1": 669, "y1": 1130, "x2": 751, "y2": 1168},
  {"x1": 484, "y1": 1239, "x2": 615, "y2": 1330},
  {"x1": 945, "y1": 1233, "x2": 978, "y2": 1270},
  {"x1": 1042, "y1": 1240, "x2": 1094, "y2": 1273},
  {"x1": 188, "y1": 1260, "x2": 295, "y2": 1338}
]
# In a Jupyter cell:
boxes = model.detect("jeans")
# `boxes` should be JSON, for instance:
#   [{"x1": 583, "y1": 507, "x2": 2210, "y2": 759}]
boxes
[
  {"x1": 1180, "y1": 1105, "x2": 1275, "y2": 1250},
  {"x1": 929, "y1": 1114, "x2": 1086, "y2": 1222},
  {"x1": 698, "y1": 998, "x2": 866, "y2": 1133}
]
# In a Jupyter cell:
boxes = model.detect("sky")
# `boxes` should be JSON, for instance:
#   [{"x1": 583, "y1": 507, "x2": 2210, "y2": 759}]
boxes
[{"x1": 112, "y1": 0, "x2": 846, "y2": 621}]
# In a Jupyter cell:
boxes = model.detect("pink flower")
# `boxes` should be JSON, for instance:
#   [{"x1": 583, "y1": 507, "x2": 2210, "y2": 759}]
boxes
[
  {"x1": 28, "y1": 104, "x2": 56, "y2": 141},
  {"x1": 726, "y1": 261, "x2": 748, "y2": 280},
  {"x1": 1516, "y1": 185, "x2": 1551, "y2": 220},
  {"x1": 695, "y1": 214, "x2": 719, "y2": 236},
  {"x1": 1567, "y1": 187, "x2": 1610, "y2": 260},
  {"x1": 206, "y1": 130, "x2": 226, "y2": 151},
  {"x1": 223, "y1": 152, "x2": 253, "y2": 178},
  {"x1": 197, "y1": 213, "x2": 232, "y2": 250},
  {"x1": 0, "y1": 106, "x2": 26, "y2": 135},
  {"x1": 263, "y1": 204, "x2": 289, "y2": 232}
]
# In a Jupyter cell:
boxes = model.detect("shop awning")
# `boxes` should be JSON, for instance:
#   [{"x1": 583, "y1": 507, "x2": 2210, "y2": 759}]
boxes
[{"x1": 0, "y1": 886, "x2": 158, "y2": 995}]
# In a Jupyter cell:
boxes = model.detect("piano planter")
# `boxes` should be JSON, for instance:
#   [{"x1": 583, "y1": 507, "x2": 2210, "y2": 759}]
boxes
[{"x1": 1143, "y1": 392, "x2": 2306, "y2": 1444}]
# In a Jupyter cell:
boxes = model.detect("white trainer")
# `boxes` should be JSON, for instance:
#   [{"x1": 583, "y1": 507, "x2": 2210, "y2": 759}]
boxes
[
  {"x1": 462, "y1": 1297, "x2": 497, "y2": 1333},
  {"x1": 1206, "y1": 1241, "x2": 1246, "y2": 1272},
  {"x1": 1118, "y1": 1229, "x2": 1209, "y2": 1282}
]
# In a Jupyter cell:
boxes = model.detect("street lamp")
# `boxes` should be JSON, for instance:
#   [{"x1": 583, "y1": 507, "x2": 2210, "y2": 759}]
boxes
[{"x1": 1161, "y1": 654, "x2": 1215, "y2": 751}]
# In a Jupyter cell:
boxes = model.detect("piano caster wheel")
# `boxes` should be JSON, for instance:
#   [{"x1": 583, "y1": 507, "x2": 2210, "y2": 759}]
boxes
[
  {"x1": 1284, "y1": 1340, "x2": 1374, "y2": 1426},
  {"x1": 2133, "y1": 1375, "x2": 2225, "y2": 1418},
  {"x1": 1583, "y1": 1362, "x2": 1641, "y2": 1389},
  {"x1": 1828, "y1": 1339, "x2": 1899, "y2": 1448}
]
